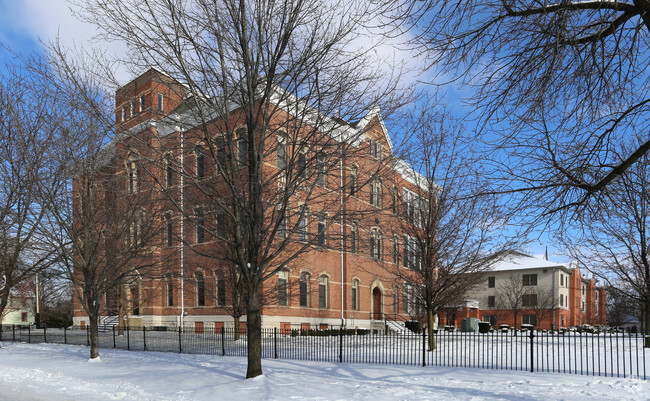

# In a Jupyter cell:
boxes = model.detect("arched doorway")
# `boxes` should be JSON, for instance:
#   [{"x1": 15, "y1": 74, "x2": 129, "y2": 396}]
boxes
[{"x1": 372, "y1": 287, "x2": 382, "y2": 320}]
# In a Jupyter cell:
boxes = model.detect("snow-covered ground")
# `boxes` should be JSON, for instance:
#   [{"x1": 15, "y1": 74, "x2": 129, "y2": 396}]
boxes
[{"x1": 0, "y1": 342, "x2": 648, "y2": 400}]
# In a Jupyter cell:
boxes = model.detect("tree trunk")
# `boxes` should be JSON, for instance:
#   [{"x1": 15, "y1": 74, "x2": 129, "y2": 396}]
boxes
[
  {"x1": 427, "y1": 308, "x2": 436, "y2": 351},
  {"x1": 513, "y1": 312, "x2": 518, "y2": 337},
  {"x1": 245, "y1": 287, "x2": 263, "y2": 378},
  {"x1": 117, "y1": 286, "x2": 126, "y2": 336},
  {"x1": 643, "y1": 297, "x2": 650, "y2": 348},
  {"x1": 234, "y1": 315, "x2": 241, "y2": 341},
  {"x1": 89, "y1": 313, "x2": 100, "y2": 359}
]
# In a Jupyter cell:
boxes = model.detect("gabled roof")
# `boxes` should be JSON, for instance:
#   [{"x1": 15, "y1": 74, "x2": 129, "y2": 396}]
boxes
[
  {"x1": 489, "y1": 251, "x2": 571, "y2": 273},
  {"x1": 356, "y1": 106, "x2": 393, "y2": 153}
]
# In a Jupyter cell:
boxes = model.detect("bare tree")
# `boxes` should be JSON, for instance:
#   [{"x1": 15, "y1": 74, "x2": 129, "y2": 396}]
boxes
[
  {"x1": 0, "y1": 59, "x2": 62, "y2": 341},
  {"x1": 386, "y1": 104, "x2": 517, "y2": 349},
  {"x1": 495, "y1": 274, "x2": 532, "y2": 334},
  {"x1": 564, "y1": 139, "x2": 650, "y2": 346},
  {"x1": 29, "y1": 45, "x2": 165, "y2": 359},
  {"x1": 530, "y1": 287, "x2": 558, "y2": 330},
  {"x1": 75, "y1": 0, "x2": 407, "y2": 377},
  {"x1": 387, "y1": 1, "x2": 650, "y2": 219}
]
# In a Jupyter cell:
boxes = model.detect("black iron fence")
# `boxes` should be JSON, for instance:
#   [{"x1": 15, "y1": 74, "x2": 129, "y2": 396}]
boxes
[{"x1": 1, "y1": 325, "x2": 647, "y2": 380}]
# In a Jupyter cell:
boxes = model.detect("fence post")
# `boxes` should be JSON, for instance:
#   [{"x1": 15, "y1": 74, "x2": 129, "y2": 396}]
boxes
[
  {"x1": 179, "y1": 326, "x2": 182, "y2": 354},
  {"x1": 274, "y1": 327, "x2": 278, "y2": 359},
  {"x1": 338, "y1": 327, "x2": 343, "y2": 363},
  {"x1": 113, "y1": 326, "x2": 116, "y2": 348},
  {"x1": 43, "y1": 327, "x2": 47, "y2": 343},
  {"x1": 422, "y1": 329, "x2": 426, "y2": 367},
  {"x1": 12, "y1": 325, "x2": 15, "y2": 341},
  {"x1": 127, "y1": 325, "x2": 130, "y2": 351},
  {"x1": 28, "y1": 325, "x2": 31, "y2": 343},
  {"x1": 86, "y1": 326, "x2": 89, "y2": 346},
  {"x1": 529, "y1": 329, "x2": 534, "y2": 373},
  {"x1": 219, "y1": 327, "x2": 223, "y2": 356},
  {"x1": 64, "y1": 326, "x2": 67, "y2": 344},
  {"x1": 143, "y1": 326, "x2": 147, "y2": 351}
]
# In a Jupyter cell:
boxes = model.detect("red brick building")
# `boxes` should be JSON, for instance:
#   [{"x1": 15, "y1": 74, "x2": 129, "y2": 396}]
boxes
[{"x1": 72, "y1": 69, "x2": 428, "y2": 332}]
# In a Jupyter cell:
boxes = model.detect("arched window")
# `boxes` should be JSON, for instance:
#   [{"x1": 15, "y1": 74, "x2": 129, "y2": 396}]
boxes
[
  {"x1": 195, "y1": 146, "x2": 205, "y2": 179},
  {"x1": 349, "y1": 166, "x2": 357, "y2": 196},
  {"x1": 300, "y1": 272, "x2": 310, "y2": 307},
  {"x1": 166, "y1": 274, "x2": 174, "y2": 307},
  {"x1": 278, "y1": 270, "x2": 288, "y2": 306},
  {"x1": 277, "y1": 134, "x2": 287, "y2": 169},
  {"x1": 317, "y1": 213, "x2": 326, "y2": 246},
  {"x1": 196, "y1": 271, "x2": 205, "y2": 306},
  {"x1": 164, "y1": 211, "x2": 173, "y2": 247},
  {"x1": 350, "y1": 222, "x2": 358, "y2": 254},
  {"x1": 351, "y1": 279, "x2": 360, "y2": 311},
  {"x1": 194, "y1": 206, "x2": 205, "y2": 244},
  {"x1": 216, "y1": 270, "x2": 226, "y2": 306},
  {"x1": 237, "y1": 129, "x2": 248, "y2": 166},
  {"x1": 370, "y1": 179, "x2": 382, "y2": 207},
  {"x1": 164, "y1": 153, "x2": 174, "y2": 188},
  {"x1": 126, "y1": 155, "x2": 140, "y2": 194},
  {"x1": 370, "y1": 228, "x2": 382, "y2": 260},
  {"x1": 319, "y1": 276, "x2": 328, "y2": 309}
]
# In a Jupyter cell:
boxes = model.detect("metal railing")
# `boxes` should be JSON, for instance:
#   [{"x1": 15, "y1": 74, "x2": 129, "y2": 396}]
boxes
[{"x1": 1, "y1": 325, "x2": 647, "y2": 380}]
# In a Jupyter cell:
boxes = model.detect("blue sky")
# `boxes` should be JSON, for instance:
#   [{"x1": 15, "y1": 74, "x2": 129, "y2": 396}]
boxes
[{"x1": 0, "y1": 0, "x2": 561, "y2": 262}]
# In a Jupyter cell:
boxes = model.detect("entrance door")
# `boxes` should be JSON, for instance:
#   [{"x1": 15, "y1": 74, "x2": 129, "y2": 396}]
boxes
[{"x1": 372, "y1": 287, "x2": 382, "y2": 320}]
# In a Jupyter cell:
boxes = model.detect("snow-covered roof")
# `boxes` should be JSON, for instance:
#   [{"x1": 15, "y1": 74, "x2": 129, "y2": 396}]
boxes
[{"x1": 489, "y1": 252, "x2": 571, "y2": 273}]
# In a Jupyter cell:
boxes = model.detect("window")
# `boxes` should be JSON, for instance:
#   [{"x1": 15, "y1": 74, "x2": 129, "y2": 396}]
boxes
[
  {"x1": 131, "y1": 99, "x2": 137, "y2": 115},
  {"x1": 126, "y1": 157, "x2": 140, "y2": 194},
  {"x1": 195, "y1": 147, "x2": 205, "y2": 179},
  {"x1": 484, "y1": 315, "x2": 497, "y2": 327},
  {"x1": 196, "y1": 272, "x2": 205, "y2": 306},
  {"x1": 300, "y1": 272, "x2": 310, "y2": 307},
  {"x1": 349, "y1": 167, "x2": 357, "y2": 196},
  {"x1": 195, "y1": 207, "x2": 205, "y2": 243},
  {"x1": 166, "y1": 275, "x2": 174, "y2": 307},
  {"x1": 317, "y1": 214, "x2": 326, "y2": 246},
  {"x1": 351, "y1": 279, "x2": 359, "y2": 311},
  {"x1": 298, "y1": 207, "x2": 308, "y2": 241},
  {"x1": 560, "y1": 274, "x2": 564, "y2": 287},
  {"x1": 237, "y1": 135, "x2": 248, "y2": 166},
  {"x1": 215, "y1": 205, "x2": 226, "y2": 237},
  {"x1": 370, "y1": 228, "x2": 382, "y2": 260},
  {"x1": 157, "y1": 93, "x2": 164, "y2": 111},
  {"x1": 164, "y1": 154, "x2": 174, "y2": 188},
  {"x1": 393, "y1": 285, "x2": 399, "y2": 313},
  {"x1": 297, "y1": 147, "x2": 307, "y2": 179},
  {"x1": 368, "y1": 139, "x2": 373, "y2": 156},
  {"x1": 276, "y1": 134, "x2": 287, "y2": 169},
  {"x1": 560, "y1": 294, "x2": 564, "y2": 307},
  {"x1": 522, "y1": 314, "x2": 536, "y2": 326},
  {"x1": 350, "y1": 224, "x2": 357, "y2": 253},
  {"x1": 319, "y1": 276, "x2": 328, "y2": 309},
  {"x1": 393, "y1": 237, "x2": 399, "y2": 264},
  {"x1": 370, "y1": 180, "x2": 381, "y2": 207},
  {"x1": 129, "y1": 212, "x2": 144, "y2": 248},
  {"x1": 277, "y1": 212, "x2": 287, "y2": 239},
  {"x1": 522, "y1": 293, "x2": 537, "y2": 307},
  {"x1": 278, "y1": 271, "x2": 288, "y2": 306},
  {"x1": 130, "y1": 285, "x2": 140, "y2": 315},
  {"x1": 164, "y1": 212, "x2": 173, "y2": 247},
  {"x1": 140, "y1": 95, "x2": 145, "y2": 111},
  {"x1": 488, "y1": 276, "x2": 495, "y2": 288},
  {"x1": 392, "y1": 189, "x2": 398, "y2": 214},
  {"x1": 403, "y1": 236, "x2": 419, "y2": 269},
  {"x1": 122, "y1": 105, "x2": 128, "y2": 121},
  {"x1": 522, "y1": 274, "x2": 537, "y2": 286},
  {"x1": 316, "y1": 151, "x2": 326, "y2": 186},
  {"x1": 21, "y1": 312, "x2": 27, "y2": 322},
  {"x1": 215, "y1": 138, "x2": 226, "y2": 171},
  {"x1": 488, "y1": 295, "x2": 495, "y2": 307},
  {"x1": 216, "y1": 272, "x2": 226, "y2": 306}
]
